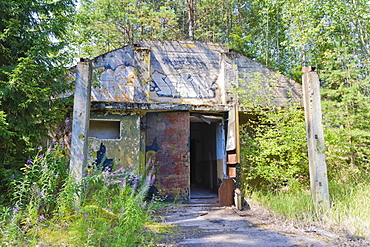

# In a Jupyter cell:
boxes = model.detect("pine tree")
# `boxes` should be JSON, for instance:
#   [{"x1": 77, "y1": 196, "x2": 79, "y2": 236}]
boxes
[{"x1": 0, "y1": 0, "x2": 75, "y2": 167}]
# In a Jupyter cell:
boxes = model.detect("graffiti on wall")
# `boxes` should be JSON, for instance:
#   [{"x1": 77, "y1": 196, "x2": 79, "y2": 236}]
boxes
[
  {"x1": 92, "y1": 64, "x2": 136, "y2": 102},
  {"x1": 149, "y1": 54, "x2": 219, "y2": 100},
  {"x1": 150, "y1": 71, "x2": 218, "y2": 99},
  {"x1": 91, "y1": 50, "x2": 221, "y2": 101},
  {"x1": 162, "y1": 56, "x2": 208, "y2": 71},
  {"x1": 87, "y1": 114, "x2": 141, "y2": 172},
  {"x1": 93, "y1": 143, "x2": 113, "y2": 171}
]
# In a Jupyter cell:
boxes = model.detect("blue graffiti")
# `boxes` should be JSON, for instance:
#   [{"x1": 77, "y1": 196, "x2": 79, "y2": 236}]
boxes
[
  {"x1": 150, "y1": 71, "x2": 218, "y2": 99},
  {"x1": 162, "y1": 56, "x2": 207, "y2": 70}
]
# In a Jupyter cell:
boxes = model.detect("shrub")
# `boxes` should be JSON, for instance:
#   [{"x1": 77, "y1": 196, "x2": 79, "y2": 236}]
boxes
[{"x1": 240, "y1": 104, "x2": 309, "y2": 191}]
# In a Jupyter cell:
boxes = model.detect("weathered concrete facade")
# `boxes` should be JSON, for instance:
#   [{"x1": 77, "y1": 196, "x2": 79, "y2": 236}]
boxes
[{"x1": 71, "y1": 40, "x2": 302, "y2": 202}]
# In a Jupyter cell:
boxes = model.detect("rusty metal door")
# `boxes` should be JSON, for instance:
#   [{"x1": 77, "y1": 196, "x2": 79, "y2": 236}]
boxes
[{"x1": 145, "y1": 112, "x2": 190, "y2": 202}]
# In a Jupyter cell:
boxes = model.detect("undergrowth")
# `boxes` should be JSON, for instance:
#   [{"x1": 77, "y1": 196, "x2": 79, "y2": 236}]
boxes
[
  {"x1": 0, "y1": 141, "x2": 160, "y2": 246},
  {"x1": 250, "y1": 178, "x2": 370, "y2": 240}
]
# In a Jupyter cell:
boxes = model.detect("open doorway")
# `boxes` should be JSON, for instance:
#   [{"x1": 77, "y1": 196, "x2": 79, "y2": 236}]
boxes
[{"x1": 190, "y1": 114, "x2": 225, "y2": 199}]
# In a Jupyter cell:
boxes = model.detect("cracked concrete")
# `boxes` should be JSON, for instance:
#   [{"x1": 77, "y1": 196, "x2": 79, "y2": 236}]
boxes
[{"x1": 154, "y1": 198, "x2": 336, "y2": 247}]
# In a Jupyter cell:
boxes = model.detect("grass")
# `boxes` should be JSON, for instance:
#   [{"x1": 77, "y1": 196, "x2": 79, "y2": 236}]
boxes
[
  {"x1": 0, "y1": 142, "x2": 162, "y2": 246},
  {"x1": 249, "y1": 179, "x2": 370, "y2": 240},
  {"x1": 0, "y1": 181, "x2": 156, "y2": 246}
]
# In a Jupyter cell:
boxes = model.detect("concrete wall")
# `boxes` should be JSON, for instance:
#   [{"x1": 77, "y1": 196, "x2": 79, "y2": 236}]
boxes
[
  {"x1": 87, "y1": 112, "x2": 142, "y2": 173},
  {"x1": 87, "y1": 40, "x2": 301, "y2": 107},
  {"x1": 232, "y1": 53, "x2": 302, "y2": 106},
  {"x1": 89, "y1": 40, "x2": 229, "y2": 105},
  {"x1": 72, "y1": 40, "x2": 303, "y2": 202},
  {"x1": 91, "y1": 47, "x2": 136, "y2": 102},
  {"x1": 142, "y1": 40, "x2": 226, "y2": 104}
]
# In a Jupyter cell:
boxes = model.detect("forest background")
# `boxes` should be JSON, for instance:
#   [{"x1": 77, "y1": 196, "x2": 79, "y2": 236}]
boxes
[{"x1": 0, "y1": 0, "x2": 369, "y2": 245}]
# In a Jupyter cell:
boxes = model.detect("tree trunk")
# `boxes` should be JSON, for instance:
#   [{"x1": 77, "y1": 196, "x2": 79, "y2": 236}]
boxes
[{"x1": 187, "y1": 0, "x2": 195, "y2": 40}]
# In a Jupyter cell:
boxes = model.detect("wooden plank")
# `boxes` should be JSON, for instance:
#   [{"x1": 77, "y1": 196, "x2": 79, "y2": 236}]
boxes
[{"x1": 302, "y1": 67, "x2": 330, "y2": 211}]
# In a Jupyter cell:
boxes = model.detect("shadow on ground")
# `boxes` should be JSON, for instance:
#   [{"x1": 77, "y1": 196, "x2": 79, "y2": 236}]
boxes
[{"x1": 152, "y1": 197, "x2": 333, "y2": 247}]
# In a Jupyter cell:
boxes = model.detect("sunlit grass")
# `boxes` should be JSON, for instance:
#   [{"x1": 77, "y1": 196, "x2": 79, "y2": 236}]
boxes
[{"x1": 250, "y1": 180, "x2": 370, "y2": 240}]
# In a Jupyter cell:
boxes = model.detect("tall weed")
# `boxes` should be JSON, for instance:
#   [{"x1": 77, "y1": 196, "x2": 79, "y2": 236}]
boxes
[
  {"x1": 324, "y1": 181, "x2": 370, "y2": 239},
  {"x1": 1, "y1": 141, "x2": 70, "y2": 245},
  {"x1": 11, "y1": 142, "x2": 69, "y2": 222},
  {"x1": 1, "y1": 141, "x2": 156, "y2": 246},
  {"x1": 250, "y1": 178, "x2": 370, "y2": 240},
  {"x1": 69, "y1": 165, "x2": 154, "y2": 246}
]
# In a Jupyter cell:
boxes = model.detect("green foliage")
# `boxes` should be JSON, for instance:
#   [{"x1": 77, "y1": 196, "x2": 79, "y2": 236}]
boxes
[
  {"x1": 0, "y1": 140, "x2": 70, "y2": 245},
  {"x1": 228, "y1": 0, "x2": 291, "y2": 73},
  {"x1": 322, "y1": 81, "x2": 370, "y2": 181},
  {"x1": 10, "y1": 141, "x2": 70, "y2": 222},
  {"x1": 240, "y1": 105, "x2": 308, "y2": 191},
  {"x1": 233, "y1": 0, "x2": 369, "y2": 202},
  {"x1": 74, "y1": 0, "x2": 180, "y2": 57},
  {"x1": 68, "y1": 166, "x2": 154, "y2": 246},
  {"x1": 1, "y1": 141, "x2": 157, "y2": 246},
  {"x1": 0, "y1": 0, "x2": 76, "y2": 170},
  {"x1": 0, "y1": 109, "x2": 14, "y2": 201},
  {"x1": 237, "y1": 73, "x2": 308, "y2": 191}
]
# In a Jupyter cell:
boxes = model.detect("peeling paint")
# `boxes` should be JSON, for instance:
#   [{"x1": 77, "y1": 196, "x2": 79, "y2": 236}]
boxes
[
  {"x1": 146, "y1": 112, "x2": 190, "y2": 202},
  {"x1": 88, "y1": 113, "x2": 141, "y2": 173},
  {"x1": 180, "y1": 43, "x2": 196, "y2": 49}
]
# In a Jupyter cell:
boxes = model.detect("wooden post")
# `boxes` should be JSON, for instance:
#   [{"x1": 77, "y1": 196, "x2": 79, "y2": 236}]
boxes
[
  {"x1": 302, "y1": 67, "x2": 330, "y2": 211},
  {"x1": 70, "y1": 58, "x2": 92, "y2": 184}
]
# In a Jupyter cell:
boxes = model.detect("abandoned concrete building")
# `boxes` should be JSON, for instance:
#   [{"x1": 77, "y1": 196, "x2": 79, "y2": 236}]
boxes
[{"x1": 70, "y1": 40, "x2": 302, "y2": 203}]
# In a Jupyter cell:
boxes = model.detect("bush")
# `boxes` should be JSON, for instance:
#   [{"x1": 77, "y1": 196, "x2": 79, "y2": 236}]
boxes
[{"x1": 240, "y1": 104, "x2": 309, "y2": 191}]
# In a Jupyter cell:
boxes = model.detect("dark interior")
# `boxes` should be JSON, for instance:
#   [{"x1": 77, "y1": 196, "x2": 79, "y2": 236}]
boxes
[{"x1": 190, "y1": 118, "x2": 218, "y2": 198}]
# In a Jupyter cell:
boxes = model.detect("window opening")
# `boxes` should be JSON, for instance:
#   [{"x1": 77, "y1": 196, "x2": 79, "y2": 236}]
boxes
[{"x1": 89, "y1": 120, "x2": 121, "y2": 139}]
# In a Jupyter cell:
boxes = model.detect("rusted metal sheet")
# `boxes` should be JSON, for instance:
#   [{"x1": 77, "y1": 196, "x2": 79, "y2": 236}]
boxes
[
  {"x1": 145, "y1": 112, "x2": 190, "y2": 202},
  {"x1": 218, "y1": 178, "x2": 233, "y2": 206}
]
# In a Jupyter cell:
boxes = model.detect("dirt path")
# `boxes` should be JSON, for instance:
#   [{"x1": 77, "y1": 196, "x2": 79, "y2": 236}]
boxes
[{"x1": 152, "y1": 198, "x2": 366, "y2": 247}]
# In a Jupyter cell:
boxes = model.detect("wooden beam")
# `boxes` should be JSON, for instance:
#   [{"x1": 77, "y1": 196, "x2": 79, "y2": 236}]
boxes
[{"x1": 302, "y1": 67, "x2": 330, "y2": 211}]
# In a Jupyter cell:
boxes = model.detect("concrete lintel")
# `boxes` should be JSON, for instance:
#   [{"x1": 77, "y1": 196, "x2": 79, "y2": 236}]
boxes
[{"x1": 90, "y1": 101, "x2": 233, "y2": 112}]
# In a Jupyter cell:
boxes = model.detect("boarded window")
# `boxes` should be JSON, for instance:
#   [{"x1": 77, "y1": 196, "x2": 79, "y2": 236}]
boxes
[{"x1": 89, "y1": 120, "x2": 120, "y2": 139}]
